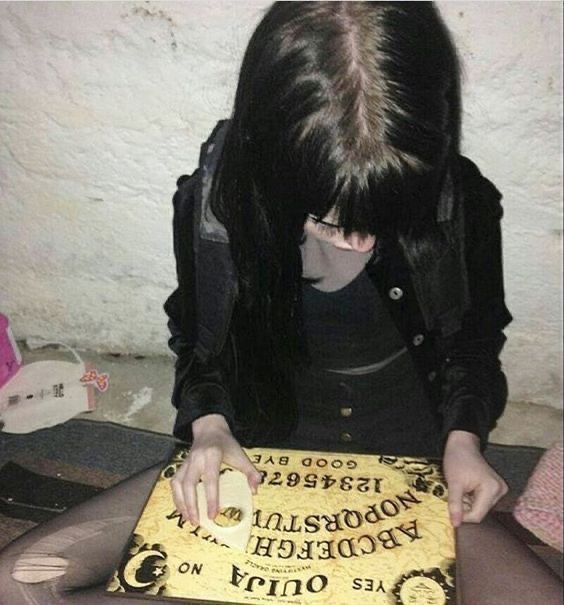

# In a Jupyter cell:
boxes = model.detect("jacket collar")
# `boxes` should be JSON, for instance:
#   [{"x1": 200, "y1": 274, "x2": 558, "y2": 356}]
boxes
[
  {"x1": 198, "y1": 119, "x2": 231, "y2": 244},
  {"x1": 192, "y1": 120, "x2": 237, "y2": 360}
]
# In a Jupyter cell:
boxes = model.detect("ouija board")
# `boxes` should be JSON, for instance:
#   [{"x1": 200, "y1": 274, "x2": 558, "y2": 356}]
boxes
[{"x1": 106, "y1": 447, "x2": 456, "y2": 604}]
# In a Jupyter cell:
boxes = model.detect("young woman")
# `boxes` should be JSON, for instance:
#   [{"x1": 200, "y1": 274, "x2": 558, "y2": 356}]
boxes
[
  {"x1": 166, "y1": 1, "x2": 511, "y2": 529},
  {"x1": 0, "y1": 3, "x2": 560, "y2": 604}
]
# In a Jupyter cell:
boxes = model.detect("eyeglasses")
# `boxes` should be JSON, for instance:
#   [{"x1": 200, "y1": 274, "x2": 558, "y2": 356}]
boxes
[{"x1": 307, "y1": 214, "x2": 341, "y2": 230}]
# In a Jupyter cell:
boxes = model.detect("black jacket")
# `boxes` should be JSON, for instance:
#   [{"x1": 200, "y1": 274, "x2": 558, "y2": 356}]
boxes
[{"x1": 164, "y1": 120, "x2": 512, "y2": 451}]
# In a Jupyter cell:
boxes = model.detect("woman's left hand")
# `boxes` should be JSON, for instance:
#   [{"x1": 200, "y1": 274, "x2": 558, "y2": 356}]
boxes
[{"x1": 443, "y1": 430, "x2": 508, "y2": 528}]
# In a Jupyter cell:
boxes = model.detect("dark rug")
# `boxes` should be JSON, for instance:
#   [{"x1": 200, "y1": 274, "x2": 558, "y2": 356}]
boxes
[
  {"x1": 0, "y1": 419, "x2": 561, "y2": 577},
  {"x1": 0, "y1": 418, "x2": 178, "y2": 476},
  {"x1": 0, "y1": 419, "x2": 178, "y2": 549}
]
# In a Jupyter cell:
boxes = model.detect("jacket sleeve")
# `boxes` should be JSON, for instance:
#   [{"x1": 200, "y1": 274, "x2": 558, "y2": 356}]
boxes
[
  {"x1": 437, "y1": 157, "x2": 513, "y2": 450},
  {"x1": 163, "y1": 171, "x2": 236, "y2": 442}
]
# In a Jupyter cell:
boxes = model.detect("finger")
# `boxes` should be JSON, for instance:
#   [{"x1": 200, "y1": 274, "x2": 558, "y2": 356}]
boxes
[
  {"x1": 170, "y1": 473, "x2": 188, "y2": 521},
  {"x1": 183, "y1": 469, "x2": 201, "y2": 526},
  {"x1": 474, "y1": 478, "x2": 508, "y2": 520},
  {"x1": 224, "y1": 445, "x2": 262, "y2": 494},
  {"x1": 203, "y1": 468, "x2": 220, "y2": 520},
  {"x1": 170, "y1": 463, "x2": 188, "y2": 515},
  {"x1": 238, "y1": 453, "x2": 262, "y2": 494},
  {"x1": 492, "y1": 478, "x2": 509, "y2": 506},
  {"x1": 447, "y1": 482, "x2": 465, "y2": 528},
  {"x1": 245, "y1": 467, "x2": 263, "y2": 494},
  {"x1": 462, "y1": 485, "x2": 494, "y2": 523},
  {"x1": 462, "y1": 494, "x2": 473, "y2": 512}
]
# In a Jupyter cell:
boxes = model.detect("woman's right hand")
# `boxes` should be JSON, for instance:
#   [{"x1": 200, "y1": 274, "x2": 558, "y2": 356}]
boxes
[{"x1": 170, "y1": 413, "x2": 262, "y2": 526}]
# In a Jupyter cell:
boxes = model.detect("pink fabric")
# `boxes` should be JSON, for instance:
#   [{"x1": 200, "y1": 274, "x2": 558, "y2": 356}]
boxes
[
  {"x1": 0, "y1": 313, "x2": 22, "y2": 388},
  {"x1": 514, "y1": 442, "x2": 563, "y2": 552}
]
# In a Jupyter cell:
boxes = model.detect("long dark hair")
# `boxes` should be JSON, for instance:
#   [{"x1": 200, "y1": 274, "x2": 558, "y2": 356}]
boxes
[{"x1": 211, "y1": 1, "x2": 461, "y2": 368}]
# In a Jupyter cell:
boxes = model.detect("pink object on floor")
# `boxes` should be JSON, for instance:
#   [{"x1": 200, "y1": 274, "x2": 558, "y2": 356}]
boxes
[
  {"x1": 80, "y1": 368, "x2": 110, "y2": 392},
  {"x1": 0, "y1": 313, "x2": 22, "y2": 389},
  {"x1": 514, "y1": 442, "x2": 563, "y2": 552}
]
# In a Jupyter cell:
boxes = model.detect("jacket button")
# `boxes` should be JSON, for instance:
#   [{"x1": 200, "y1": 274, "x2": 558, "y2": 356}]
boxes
[
  {"x1": 388, "y1": 287, "x2": 404, "y2": 301},
  {"x1": 340, "y1": 407, "x2": 353, "y2": 417},
  {"x1": 340, "y1": 432, "x2": 352, "y2": 443},
  {"x1": 427, "y1": 370, "x2": 437, "y2": 382},
  {"x1": 412, "y1": 334, "x2": 425, "y2": 346}
]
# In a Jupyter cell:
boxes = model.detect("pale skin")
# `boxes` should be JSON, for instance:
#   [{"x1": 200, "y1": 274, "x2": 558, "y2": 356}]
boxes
[{"x1": 171, "y1": 214, "x2": 508, "y2": 528}]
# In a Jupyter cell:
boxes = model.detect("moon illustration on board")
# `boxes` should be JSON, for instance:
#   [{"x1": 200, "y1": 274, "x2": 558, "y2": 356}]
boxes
[{"x1": 123, "y1": 548, "x2": 167, "y2": 589}]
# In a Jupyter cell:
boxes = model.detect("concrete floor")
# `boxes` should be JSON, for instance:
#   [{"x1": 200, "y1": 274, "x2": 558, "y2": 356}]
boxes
[{"x1": 15, "y1": 345, "x2": 564, "y2": 449}]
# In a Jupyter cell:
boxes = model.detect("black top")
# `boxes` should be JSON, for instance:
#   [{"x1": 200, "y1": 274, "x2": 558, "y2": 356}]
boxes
[
  {"x1": 282, "y1": 270, "x2": 442, "y2": 457},
  {"x1": 302, "y1": 269, "x2": 406, "y2": 371}
]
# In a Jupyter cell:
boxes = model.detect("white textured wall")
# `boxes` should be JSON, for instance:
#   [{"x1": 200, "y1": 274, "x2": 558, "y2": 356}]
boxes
[{"x1": 0, "y1": 2, "x2": 562, "y2": 409}]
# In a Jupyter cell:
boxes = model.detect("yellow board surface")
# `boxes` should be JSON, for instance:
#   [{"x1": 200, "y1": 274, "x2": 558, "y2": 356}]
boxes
[{"x1": 107, "y1": 447, "x2": 456, "y2": 604}]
